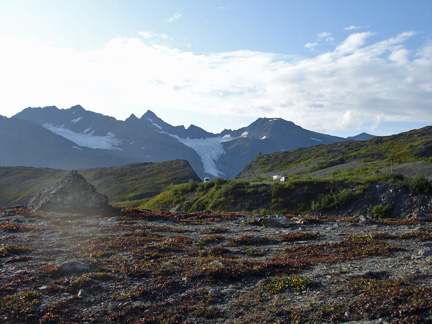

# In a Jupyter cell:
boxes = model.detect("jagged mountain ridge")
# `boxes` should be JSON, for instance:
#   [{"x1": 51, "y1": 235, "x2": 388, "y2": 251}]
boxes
[{"x1": 6, "y1": 105, "x2": 373, "y2": 179}]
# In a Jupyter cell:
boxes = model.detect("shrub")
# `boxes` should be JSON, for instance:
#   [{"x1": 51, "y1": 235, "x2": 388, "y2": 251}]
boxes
[
  {"x1": 2, "y1": 290, "x2": 41, "y2": 311},
  {"x1": 263, "y1": 274, "x2": 315, "y2": 293},
  {"x1": 311, "y1": 187, "x2": 365, "y2": 212},
  {"x1": 279, "y1": 232, "x2": 320, "y2": 242},
  {"x1": 372, "y1": 204, "x2": 393, "y2": 218},
  {"x1": 409, "y1": 175, "x2": 432, "y2": 194}
]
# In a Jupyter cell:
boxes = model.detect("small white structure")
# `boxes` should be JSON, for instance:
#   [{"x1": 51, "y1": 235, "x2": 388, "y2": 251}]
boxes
[
  {"x1": 273, "y1": 175, "x2": 282, "y2": 180},
  {"x1": 203, "y1": 177, "x2": 210, "y2": 183},
  {"x1": 280, "y1": 176, "x2": 288, "y2": 182}
]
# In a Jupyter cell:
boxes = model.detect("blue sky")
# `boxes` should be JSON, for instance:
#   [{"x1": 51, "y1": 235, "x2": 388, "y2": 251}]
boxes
[{"x1": 0, "y1": 0, "x2": 431, "y2": 137}]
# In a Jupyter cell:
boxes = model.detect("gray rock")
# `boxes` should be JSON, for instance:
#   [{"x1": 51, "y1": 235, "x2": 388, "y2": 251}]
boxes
[
  {"x1": 417, "y1": 248, "x2": 432, "y2": 258},
  {"x1": 291, "y1": 216, "x2": 309, "y2": 224},
  {"x1": 27, "y1": 170, "x2": 112, "y2": 215},
  {"x1": 358, "y1": 215, "x2": 371, "y2": 224},
  {"x1": 408, "y1": 211, "x2": 432, "y2": 221},
  {"x1": 249, "y1": 236, "x2": 265, "y2": 244},
  {"x1": 260, "y1": 215, "x2": 295, "y2": 228},
  {"x1": 58, "y1": 261, "x2": 90, "y2": 274},
  {"x1": 354, "y1": 270, "x2": 389, "y2": 279},
  {"x1": 208, "y1": 289, "x2": 219, "y2": 296}
]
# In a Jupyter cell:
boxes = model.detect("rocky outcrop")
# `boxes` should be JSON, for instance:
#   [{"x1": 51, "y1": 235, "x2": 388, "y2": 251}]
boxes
[{"x1": 27, "y1": 170, "x2": 112, "y2": 215}]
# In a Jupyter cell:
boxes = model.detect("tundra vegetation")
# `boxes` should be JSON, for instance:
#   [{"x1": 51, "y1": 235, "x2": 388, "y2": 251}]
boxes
[{"x1": 0, "y1": 206, "x2": 431, "y2": 323}]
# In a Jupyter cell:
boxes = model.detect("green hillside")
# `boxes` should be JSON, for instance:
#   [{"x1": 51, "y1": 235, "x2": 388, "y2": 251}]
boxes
[
  {"x1": 136, "y1": 127, "x2": 432, "y2": 216},
  {"x1": 237, "y1": 126, "x2": 432, "y2": 181},
  {"x1": 0, "y1": 159, "x2": 200, "y2": 206}
]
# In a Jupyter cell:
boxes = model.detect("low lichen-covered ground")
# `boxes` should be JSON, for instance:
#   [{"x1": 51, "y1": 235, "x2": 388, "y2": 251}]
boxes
[{"x1": 0, "y1": 206, "x2": 431, "y2": 323}]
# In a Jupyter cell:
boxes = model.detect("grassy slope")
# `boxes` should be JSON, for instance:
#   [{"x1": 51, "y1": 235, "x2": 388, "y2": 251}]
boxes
[
  {"x1": 0, "y1": 160, "x2": 200, "y2": 206},
  {"x1": 236, "y1": 126, "x2": 432, "y2": 181},
  {"x1": 138, "y1": 127, "x2": 432, "y2": 214},
  {"x1": 138, "y1": 178, "x2": 366, "y2": 214}
]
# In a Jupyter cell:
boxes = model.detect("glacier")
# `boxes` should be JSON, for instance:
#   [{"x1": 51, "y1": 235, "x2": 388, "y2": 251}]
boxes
[
  {"x1": 43, "y1": 124, "x2": 122, "y2": 150},
  {"x1": 169, "y1": 134, "x2": 236, "y2": 177}
]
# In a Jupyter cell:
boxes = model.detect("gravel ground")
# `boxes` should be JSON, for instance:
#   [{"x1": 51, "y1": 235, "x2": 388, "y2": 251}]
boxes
[{"x1": 0, "y1": 207, "x2": 431, "y2": 323}]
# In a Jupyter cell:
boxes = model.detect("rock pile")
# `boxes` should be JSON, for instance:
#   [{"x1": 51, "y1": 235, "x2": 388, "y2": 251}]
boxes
[{"x1": 27, "y1": 170, "x2": 112, "y2": 215}]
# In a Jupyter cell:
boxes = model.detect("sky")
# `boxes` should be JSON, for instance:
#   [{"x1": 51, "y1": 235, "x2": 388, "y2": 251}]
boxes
[{"x1": 0, "y1": 0, "x2": 431, "y2": 137}]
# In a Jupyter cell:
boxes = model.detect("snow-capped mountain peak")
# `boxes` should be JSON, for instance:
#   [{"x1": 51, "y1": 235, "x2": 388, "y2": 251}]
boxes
[{"x1": 10, "y1": 105, "x2": 371, "y2": 179}]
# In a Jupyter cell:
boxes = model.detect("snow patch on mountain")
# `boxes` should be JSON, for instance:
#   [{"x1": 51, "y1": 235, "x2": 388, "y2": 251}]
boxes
[
  {"x1": 146, "y1": 117, "x2": 163, "y2": 130},
  {"x1": 311, "y1": 138, "x2": 322, "y2": 142},
  {"x1": 43, "y1": 124, "x2": 122, "y2": 150},
  {"x1": 71, "y1": 117, "x2": 83, "y2": 124}
]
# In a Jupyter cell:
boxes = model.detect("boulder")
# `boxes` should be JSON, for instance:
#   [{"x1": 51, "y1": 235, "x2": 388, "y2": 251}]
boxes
[
  {"x1": 27, "y1": 170, "x2": 112, "y2": 215},
  {"x1": 58, "y1": 261, "x2": 90, "y2": 274},
  {"x1": 260, "y1": 215, "x2": 295, "y2": 228}
]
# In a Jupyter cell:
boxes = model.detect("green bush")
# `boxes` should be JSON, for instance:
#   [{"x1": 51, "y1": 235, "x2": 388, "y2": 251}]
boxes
[
  {"x1": 372, "y1": 204, "x2": 393, "y2": 218},
  {"x1": 409, "y1": 175, "x2": 432, "y2": 194},
  {"x1": 311, "y1": 186, "x2": 366, "y2": 212},
  {"x1": 263, "y1": 275, "x2": 315, "y2": 293}
]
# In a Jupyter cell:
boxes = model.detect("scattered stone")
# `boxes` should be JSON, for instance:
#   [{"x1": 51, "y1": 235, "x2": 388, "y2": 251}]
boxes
[
  {"x1": 358, "y1": 215, "x2": 371, "y2": 224},
  {"x1": 260, "y1": 215, "x2": 295, "y2": 228},
  {"x1": 408, "y1": 211, "x2": 432, "y2": 221},
  {"x1": 27, "y1": 170, "x2": 112, "y2": 215},
  {"x1": 249, "y1": 235, "x2": 265, "y2": 244},
  {"x1": 133, "y1": 301, "x2": 145, "y2": 308},
  {"x1": 417, "y1": 248, "x2": 432, "y2": 258},
  {"x1": 291, "y1": 216, "x2": 309, "y2": 225},
  {"x1": 208, "y1": 260, "x2": 224, "y2": 268},
  {"x1": 242, "y1": 218, "x2": 262, "y2": 226},
  {"x1": 352, "y1": 270, "x2": 389, "y2": 279},
  {"x1": 58, "y1": 261, "x2": 90, "y2": 274},
  {"x1": 343, "y1": 318, "x2": 392, "y2": 324},
  {"x1": 208, "y1": 289, "x2": 218, "y2": 296}
]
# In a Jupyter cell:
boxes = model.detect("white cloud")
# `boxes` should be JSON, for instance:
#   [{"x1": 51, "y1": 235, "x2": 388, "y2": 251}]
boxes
[
  {"x1": 344, "y1": 25, "x2": 369, "y2": 31},
  {"x1": 317, "y1": 32, "x2": 334, "y2": 42},
  {"x1": 305, "y1": 32, "x2": 334, "y2": 51},
  {"x1": 164, "y1": 12, "x2": 182, "y2": 23},
  {"x1": 345, "y1": 25, "x2": 358, "y2": 31},
  {"x1": 0, "y1": 31, "x2": 431, "y2": 135},
  {"x1": 335, "y1": 32, "x2": 375, "y2": 55},
  {"x1": 304, "y1": 42, "x2": 318, "y2": 49}
]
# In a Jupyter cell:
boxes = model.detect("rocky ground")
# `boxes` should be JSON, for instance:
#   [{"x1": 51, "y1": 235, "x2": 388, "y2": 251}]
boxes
[{"x1": 0, "y1": 206, "x2": 431, "y2": 323}]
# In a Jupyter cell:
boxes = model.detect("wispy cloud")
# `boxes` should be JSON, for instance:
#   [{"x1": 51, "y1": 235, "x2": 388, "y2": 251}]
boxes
[
  {"x1": 317, "y1": 32, "x2": 334, "y2": 42},
  {"x1": 345, "y1": 25, "x2": 359, "y2": 31},
  {"x1": 345, "y1": 25, "x2": 369, "y2": 31},
  {"x1": 305, "y1": 32, "x2": 334, "y2": 50},
  {"x1": 164, "y1": 12, "x2": 182, "y2": 23},
  {"x1": 304, "y1": 42, "x2": 318, "y2": 49},
  {"x1": 0, "y1": 31, "x2": 430, "y2": 135}
]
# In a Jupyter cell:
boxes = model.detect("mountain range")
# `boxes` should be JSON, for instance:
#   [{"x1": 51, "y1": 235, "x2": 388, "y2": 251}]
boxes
[{"x1": 1, "y1": 105, "x2": 373, "y2": 179}]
